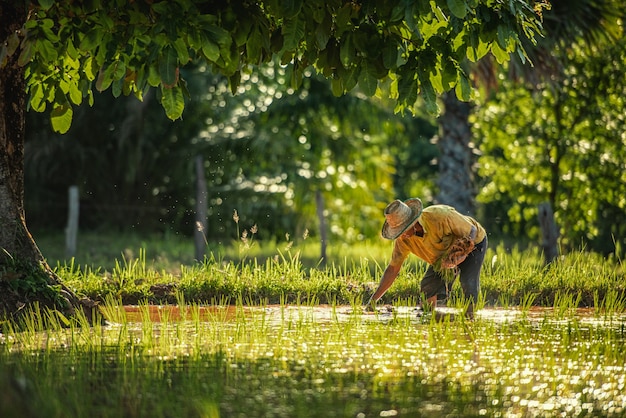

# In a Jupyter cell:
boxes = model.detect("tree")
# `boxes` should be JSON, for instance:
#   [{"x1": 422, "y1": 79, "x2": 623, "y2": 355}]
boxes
[
  {"x1": 434, "y1": 90, "x2": 476, "y2": 214},
  {"x1": 0, "y1": 0, "x2": 544, "y2": 317},
  {"x1": 434, "y1": 0, "x2": 623, "y2": 216},
  {"x1": 475, "y1": 37, "x2": 626, "y2": 254}
]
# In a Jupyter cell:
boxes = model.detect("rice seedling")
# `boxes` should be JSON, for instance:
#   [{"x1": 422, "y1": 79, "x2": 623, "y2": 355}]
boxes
[{"x1": 2, "y1": 293, "x2": 625, "y2": 418}]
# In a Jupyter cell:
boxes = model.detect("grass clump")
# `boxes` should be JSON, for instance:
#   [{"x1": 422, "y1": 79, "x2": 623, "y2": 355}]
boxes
[{"x1": 32, "y1": 230, "x2": 626, "y2": 309}]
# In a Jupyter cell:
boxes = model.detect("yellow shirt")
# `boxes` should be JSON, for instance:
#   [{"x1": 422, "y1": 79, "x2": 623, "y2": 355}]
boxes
[{"x1": 389, "y1": 205, "x2": 486, "y2": 267}]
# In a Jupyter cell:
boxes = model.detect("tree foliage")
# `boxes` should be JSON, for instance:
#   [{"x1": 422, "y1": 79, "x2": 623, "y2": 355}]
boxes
[
  {"x1": 254, "y1": 73, "x2": 402, "y2": 241},
  {"x1": 0, "y1": 0, "x2": 544, "y2": 316},
  {"x1": 25, "y1": 64, "x2": 413, "y2": 243},
  {"x1": 3, "y1": 0, "x2": 545, "y2": 132},
  {"x1": 474, "y1": 37, "x2": 626, "y2": 253}
]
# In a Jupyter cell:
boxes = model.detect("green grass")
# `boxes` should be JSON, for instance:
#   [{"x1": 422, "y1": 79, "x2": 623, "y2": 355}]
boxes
[{"x1": 33, "y1": 231, "x2": 626, "y2": 308}]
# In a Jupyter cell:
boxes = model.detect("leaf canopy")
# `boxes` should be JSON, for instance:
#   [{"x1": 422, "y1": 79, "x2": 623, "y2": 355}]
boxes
[{"x1": 3, "y1": 0, "x2": 546, "y2": 132}]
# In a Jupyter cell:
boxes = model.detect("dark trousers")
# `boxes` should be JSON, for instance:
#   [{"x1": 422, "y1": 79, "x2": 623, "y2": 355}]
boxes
[{"x1": 420, "y1": 237, "x2": 488, "y2": 303}]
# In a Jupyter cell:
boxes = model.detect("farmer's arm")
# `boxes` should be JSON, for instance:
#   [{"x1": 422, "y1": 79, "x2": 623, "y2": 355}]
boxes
[
  {"x1": 368, "y1": 263, "x2": 401, "y2": 305},
  {"x1": 367, "y1": 240, "x2": 409, "y2": 307}
]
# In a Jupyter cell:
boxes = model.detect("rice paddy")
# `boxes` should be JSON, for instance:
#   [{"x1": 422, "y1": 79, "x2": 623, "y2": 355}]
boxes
[
  {"x1": 1, "y1": 296, "x2": 625, "y2": 417},
  {"x1": 2, "y1": 238, "x2": 625, "y2": 417}
]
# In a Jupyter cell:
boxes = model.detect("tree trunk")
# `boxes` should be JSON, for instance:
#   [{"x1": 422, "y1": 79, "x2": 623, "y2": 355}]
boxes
[
  {"x1": 0, "y1": 3, "x2": 94, "y2": 323},
  {"x1": 538, "y1": 202, "x2": 559, "y2": 265},
  {"x1": 194, "y1": 155, "x2": 208, "y2": 261},
  {"x1": 435, "y1": 92, "x2": 475, "y2": 215},
  {"x1": 315, "y1": 189, "x2": 327, "y2": 264}
]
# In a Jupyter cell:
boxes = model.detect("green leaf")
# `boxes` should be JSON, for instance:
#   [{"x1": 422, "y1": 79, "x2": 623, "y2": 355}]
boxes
[
  {"x1": 17, "y1": 41, "x2": 33, "y2": 66},
  {"x1": 467, "y1": 41, "x2": 489, "y2": 62},
  {"x1": 430, "y1": 68, "x2": 444, "y2": 94},
  {"x1": 342, "y1": 65, "x2": 360, "y2": 91},
  {"x1": 30, "y1": 83, "x2": 46, "y2": 112},
  {"x1": 161, "y1": 85, "x2": 184, "y2": 119},
  {"x1": 79, "y1": 29, "x2": 101, "y2": 52},
  {"x1": 50, "y1": 103, "x2": 74, "y2": 134},
  {"x1": 446, "y1": 0, "x2": 467, "y2": 19},
  {"x1": 315, "y1": 14, "x2": 331, "y2": 49},
  {"x1": 95, "y1": 64, "x2": 114, "y2": 92},
  {"x1": 218, "y1": 42, "x2": 238, "y2": 76},
  {"x1": 516, "y1": 47, "x2": 527, "y2": 65},
  {"x1": 330, "y1": 78, "x2": 343, "y2": 96},
  {"x1": 123, "y1": 71, "x2": 137, "y2": 96},
  {"x1": 339, "y1": 34, "x2": 355, "y2": 68},
  {"x1": 200, "y1": 34, "x2": 220, "y2": 62},
  {"x1": 454, "y1": 72, "x2": 471, "y2": 101},
  {"x1": 382, "y1": 43, "x2": 398, "y2": 69},
  {"x1": 66, "y1": 40, "x2": 78, "y2": 61},
  {"x1": 497, "y1": 25, "x2": 512, "y2": 51},
  {"x1": 7, "y1": 32, "x2": 20, "y2": 56},
  {"x1": 111, "y1": 78, "x2": 123, "y2": 98},
  {"x1": 352, "y1": 27, "x2": 377, "y2": 53},
  {"x1": 187, "y1": 29, "x2": 202, "y2": 51},
  {"x1": 205, "y1": 25, "x2": 232, "y2": 48},
  {"x1": 228, "y1": 72, "x2": 240, "y2": 95},
  {"x1": 233, "y1": 16, "x2": 253, "y2": 47},
  {"x1": 397, "y1": 71, "x2": 417, "y2": 107},
  {"x1": 280, "y1": 0, "x2": 303, "y2": 19},
  {"x1": 151, "y1": 2, "x2": 171, "y2": 15},
  {"x1": 159, "y1": 46, "x2": 178, "y2": 86},
  {"x1": 83, "y1": 56, "x2": 97, "y2": 81},
  {"x1": 419, "y1": 76, "x2": 438, "y2": 114},
  {"x1": 287, "y1": 62, "x2": 304, "y2": 90},
  {"x1": 173, "y1": 38, "x2": 190, "y2": 64},
  {"x1": 310, "y1": 2, "x2": 325, "y2": 23},
  {"x1": 282, "y1": 16, "x2": 306, "y2": 51},
  {"x1": 68, "y1": 81, "x2": 82, "y2": 105},
  {"x1": 37, "y1": 39, "x2": 58, "y2": 62},
  {"x1": 112, "y1": 60, "x2": 126, "y2": 80},
  {"x1": 246, "y1": 26, "x2": 263, "y2": 64},
  {"x1": 38, "y1": 0, "x2": 54, "y2": 10},
  {"x1": 40, "y1": 21, "x2": 59, "y2": 43},
  {"x1": 99, "y1": 14, "x2": 114, "y2": 31},
  {"x1": 147, "y1": 65, "x2": 161, "y2": 87},
  {"x1": 390, "y1": 3, "x2": 405, "y2": 22},
  {"x1": 334, "y1": 4, "x2": 353, "y2": 35},
  {"x1": 358, "y1": 60, "x2": 378, "y2": 96},
  {"x1": 78, "y1": 78, "x2": 91, "y2": 100},
  {"x1": 491, "y1": 42, "x2": 509, "y2": 64},
  {"x1": 441, "y1": 58, "x2": 457, "y2": 90}
]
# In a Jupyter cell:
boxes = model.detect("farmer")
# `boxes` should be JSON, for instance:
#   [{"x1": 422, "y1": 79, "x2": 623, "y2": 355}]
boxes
[{"x1": 367, "y1": 198, "x2": 487, "y2": 318}]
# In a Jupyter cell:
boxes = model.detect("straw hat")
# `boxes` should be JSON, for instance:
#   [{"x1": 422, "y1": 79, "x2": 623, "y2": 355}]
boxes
[{"x1": 381, "y1": 198, "x2": 423, "y2": 240}]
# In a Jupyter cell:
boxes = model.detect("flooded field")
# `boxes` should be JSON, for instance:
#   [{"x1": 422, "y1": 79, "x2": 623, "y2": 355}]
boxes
[
  {"x1": 2, "y1": 303, "x2": 625, "y2": 417},
  {"x1": 109, "y1": 304, "x2": 626, "y2": 416}
]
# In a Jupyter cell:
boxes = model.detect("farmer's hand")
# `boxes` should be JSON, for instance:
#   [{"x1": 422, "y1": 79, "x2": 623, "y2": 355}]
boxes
[
  {"x1": 363, "y1": 297, "x2": 377, "y2": 312},
  {"x1": 440, "y1": 236, "x2": 475, "y2": 269}
]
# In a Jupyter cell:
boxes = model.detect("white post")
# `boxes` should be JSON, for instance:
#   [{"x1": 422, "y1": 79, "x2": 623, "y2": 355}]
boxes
[
  {"x1": 194, "y1": 156, "x2": 208, "y2": 261},
  {"x1": 65, "y1": 185, "x2": 79, "y2": 257}
]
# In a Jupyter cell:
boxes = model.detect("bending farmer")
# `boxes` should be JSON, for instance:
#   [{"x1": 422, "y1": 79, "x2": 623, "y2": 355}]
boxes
[{"x1": 368, "y1": 198, "x2": 487, "y2": 317}]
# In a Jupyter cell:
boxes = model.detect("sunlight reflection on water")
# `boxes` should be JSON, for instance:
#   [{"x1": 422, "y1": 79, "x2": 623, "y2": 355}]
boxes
[{"x1": 108, "y1": 304, "x2": 626, "y2": 417}]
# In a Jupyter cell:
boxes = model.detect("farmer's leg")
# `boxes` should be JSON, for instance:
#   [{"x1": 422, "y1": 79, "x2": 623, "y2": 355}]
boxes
[
  {"x1": 458, "y1": 237, "x2": 488, "y2": 316},
  {"x1": 420, "y1": 265, "x2": 448, "y2": 310}
]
